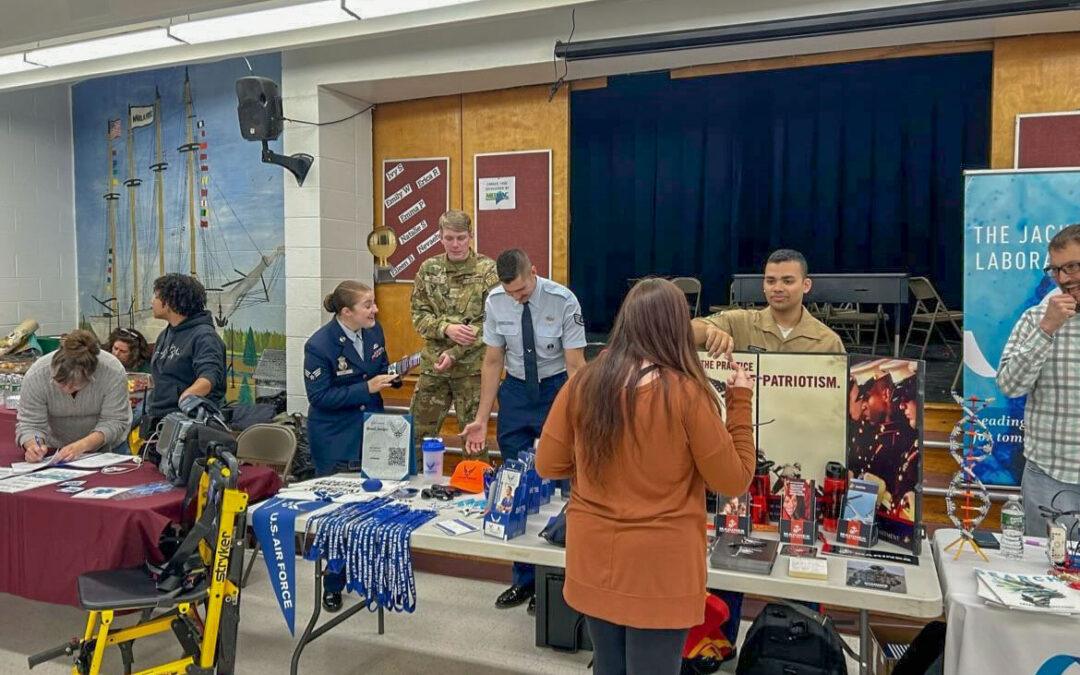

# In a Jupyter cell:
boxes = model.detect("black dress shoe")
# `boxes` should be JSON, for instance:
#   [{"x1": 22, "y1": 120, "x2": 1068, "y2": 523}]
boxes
[
  {"x1": 526, "y1": 595, "x2": 536, "y2": 615},
  {"x1": 495, "y1": 584, "x2": 534, "y2": 609},
  {"x1": 322, "y1": 590, "x2": 343, "y2": 613}
]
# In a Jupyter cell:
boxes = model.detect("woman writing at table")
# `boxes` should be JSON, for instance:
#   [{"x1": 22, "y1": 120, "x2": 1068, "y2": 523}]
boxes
[{"x1": 16, "y1": 330, "x2": 132, "y2": 462}]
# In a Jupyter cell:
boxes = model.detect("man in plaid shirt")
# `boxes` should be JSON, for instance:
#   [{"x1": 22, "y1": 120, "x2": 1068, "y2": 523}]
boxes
[{"x1": 997, "y1": 224, "x2": 1080, "y2": 535}]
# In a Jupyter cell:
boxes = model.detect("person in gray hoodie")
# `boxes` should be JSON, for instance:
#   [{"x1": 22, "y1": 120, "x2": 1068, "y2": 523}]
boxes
[{"x1": 146, "y1": 274, "x2": 226, "y2": 423}]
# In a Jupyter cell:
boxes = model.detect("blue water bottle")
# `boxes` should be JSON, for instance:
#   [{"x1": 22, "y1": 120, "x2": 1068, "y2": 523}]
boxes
[{"x1": 421, "y1": 436, "x2": 445, "y2": 483}]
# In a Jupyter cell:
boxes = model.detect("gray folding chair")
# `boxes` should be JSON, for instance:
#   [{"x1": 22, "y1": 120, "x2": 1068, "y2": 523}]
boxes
[
  {"x1": 903, "y1": 277, "x2": 963, "y2": 359},
  {"x1": 671, "y1": 276, "x2": 703, "y2": 317},
  {"x1": 237, "y1": 423, "x2": 297, "y2": 587}
]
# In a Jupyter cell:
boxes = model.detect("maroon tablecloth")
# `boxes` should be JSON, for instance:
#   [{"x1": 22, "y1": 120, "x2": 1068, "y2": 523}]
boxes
[{"x1": 0, "y1": 420, "x2": 280, "y2": 605}]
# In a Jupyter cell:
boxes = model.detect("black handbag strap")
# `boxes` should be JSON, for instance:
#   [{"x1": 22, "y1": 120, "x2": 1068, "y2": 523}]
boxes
[{"x1": 774, "y1": 599, "x2": 863, "y2": 665}]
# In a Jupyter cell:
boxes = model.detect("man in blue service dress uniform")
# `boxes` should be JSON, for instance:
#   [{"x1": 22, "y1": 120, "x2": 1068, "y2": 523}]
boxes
[
  {"x1": 304, "y1": 281, "x2": 400, "y2": 611},
  {"x1": 463, "y1": 249, "x2": 587, "y2": 613}
]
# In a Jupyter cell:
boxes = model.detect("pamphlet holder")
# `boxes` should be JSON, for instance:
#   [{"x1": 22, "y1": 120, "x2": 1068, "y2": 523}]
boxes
[
  {"x1": 836, "y1": 518, "x2": 879, "y2": 548},
  {"x1": 483, "y1": 460, "x2": 529, "y2": 541}
]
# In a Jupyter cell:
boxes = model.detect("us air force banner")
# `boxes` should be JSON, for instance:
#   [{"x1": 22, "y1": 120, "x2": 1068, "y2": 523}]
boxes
[{"x1": 252, "y1": 497, "x2": 327, "y2": 634}]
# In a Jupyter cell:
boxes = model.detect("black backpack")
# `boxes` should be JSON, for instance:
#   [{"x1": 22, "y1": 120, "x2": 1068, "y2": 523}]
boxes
[{"x1": 736, "y1": 602, "x2": 852, "y2": 675}]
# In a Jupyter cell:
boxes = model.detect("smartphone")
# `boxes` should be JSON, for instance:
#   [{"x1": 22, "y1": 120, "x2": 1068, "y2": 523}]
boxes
[{"x1": 971, "y1": 529, "x2": 1001, "y2": 550}]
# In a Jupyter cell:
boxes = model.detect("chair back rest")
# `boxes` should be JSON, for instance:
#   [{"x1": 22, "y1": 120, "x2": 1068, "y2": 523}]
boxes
[
  {"x1": 670, "y1": 276, "x2": 702, "y2": 294},
  {"x1": 236, "y1": 423, "x2": 297, "y2": 481},
  {"x1": 670, "y1": 276, "x2": 702, "y2": 316},
  {"x1": 909, "y1": 277, "x2": 940, "y2": 303}
]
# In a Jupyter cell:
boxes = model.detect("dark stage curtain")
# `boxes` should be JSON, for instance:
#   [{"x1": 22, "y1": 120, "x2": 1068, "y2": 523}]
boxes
[{"x1": 569, "y1": 52, "x2": 991, "y2": 330}]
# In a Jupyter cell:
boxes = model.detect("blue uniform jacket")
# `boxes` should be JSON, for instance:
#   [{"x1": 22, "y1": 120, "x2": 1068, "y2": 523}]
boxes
[{"x1": 303, "y1": 319, "x2": 392, "y2": 476}]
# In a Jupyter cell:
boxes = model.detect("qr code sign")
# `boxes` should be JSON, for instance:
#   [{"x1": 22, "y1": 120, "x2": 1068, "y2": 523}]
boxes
[{"x1": 389, "y1": 448, "x2": 407, "y2": 465}]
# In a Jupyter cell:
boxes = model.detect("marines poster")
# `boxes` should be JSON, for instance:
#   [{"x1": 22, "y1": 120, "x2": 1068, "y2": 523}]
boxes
[{"x1": 847, "y1": 357, "x2": 924, "y2": 553}]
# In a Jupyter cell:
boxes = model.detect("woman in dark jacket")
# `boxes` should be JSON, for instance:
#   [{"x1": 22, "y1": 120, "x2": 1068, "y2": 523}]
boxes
[{"x1": 303, "y1": 280, "x2": 399, "y2": 611}]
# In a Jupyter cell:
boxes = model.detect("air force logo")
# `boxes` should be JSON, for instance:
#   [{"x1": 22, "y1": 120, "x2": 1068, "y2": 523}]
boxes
[{"x1": 305, "y1": 367, "x2": 323, "y2": 381}]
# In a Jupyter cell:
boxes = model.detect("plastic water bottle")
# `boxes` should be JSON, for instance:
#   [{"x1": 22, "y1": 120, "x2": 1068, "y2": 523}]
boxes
[
  {"x1": 1000, "y1": 495, "x2": 1025, "y2": 560},
  {"x1": 421, "y1": 437, "x2": 445, "y2": 484}
]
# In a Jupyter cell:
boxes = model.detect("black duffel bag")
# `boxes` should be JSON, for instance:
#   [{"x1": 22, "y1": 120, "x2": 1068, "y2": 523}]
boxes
[{"x1": 736, "y1": 602, "x2": 854, "y2": 675}]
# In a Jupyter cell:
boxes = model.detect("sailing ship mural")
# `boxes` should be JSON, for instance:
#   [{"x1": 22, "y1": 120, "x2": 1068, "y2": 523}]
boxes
[{"x1": 73, "y1": 54, "x2": 285, "y2": 403}]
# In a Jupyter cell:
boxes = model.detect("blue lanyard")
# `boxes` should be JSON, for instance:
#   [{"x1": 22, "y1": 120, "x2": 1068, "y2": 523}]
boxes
[{"x1": 307, "y1": 499, "x2": 436, "y2": 613}]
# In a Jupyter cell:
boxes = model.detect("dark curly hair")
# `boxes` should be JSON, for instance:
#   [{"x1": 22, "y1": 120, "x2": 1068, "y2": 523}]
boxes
[
  {"x1": 104, "y1": 327, "x2": 152, "y2": 371},
  {"x1": 152, "y1": 274, "x2": 206, "y2": 317}
]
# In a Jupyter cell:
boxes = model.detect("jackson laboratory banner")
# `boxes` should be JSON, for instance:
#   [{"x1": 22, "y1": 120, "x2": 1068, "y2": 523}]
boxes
[{"x1": 962, "y1": 169, "x2": 1080, "y2": 487}]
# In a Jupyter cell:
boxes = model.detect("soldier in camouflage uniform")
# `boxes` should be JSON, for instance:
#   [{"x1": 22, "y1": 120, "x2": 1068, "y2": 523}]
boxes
[{"x1": 410, "y1": 210, "x2": 499, "y2": 466}]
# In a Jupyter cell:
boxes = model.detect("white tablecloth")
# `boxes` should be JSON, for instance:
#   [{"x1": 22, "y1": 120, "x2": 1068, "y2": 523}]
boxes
[{"x1": 933, "y1": 529, "x2": 1080, "y2": 675}]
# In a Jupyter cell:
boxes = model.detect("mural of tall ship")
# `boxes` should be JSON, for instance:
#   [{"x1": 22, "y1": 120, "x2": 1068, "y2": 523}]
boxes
[{"x1": 73, "y1": 55, "x2": 285, "y2": 401}]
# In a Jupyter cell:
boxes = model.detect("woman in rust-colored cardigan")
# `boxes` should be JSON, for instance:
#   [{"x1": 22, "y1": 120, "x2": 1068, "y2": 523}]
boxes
[{"x1": 537, "y1": 278, "x2": 756, "y2": 675}]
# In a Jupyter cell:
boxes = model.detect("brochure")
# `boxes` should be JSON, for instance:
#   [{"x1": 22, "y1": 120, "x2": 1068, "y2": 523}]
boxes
[
  {"x1": 975, "y1": 569, "x2": 1080, "y2": 615},
  {"x1": 845, "y1": 560, "x2": 907, "y2": 593}
]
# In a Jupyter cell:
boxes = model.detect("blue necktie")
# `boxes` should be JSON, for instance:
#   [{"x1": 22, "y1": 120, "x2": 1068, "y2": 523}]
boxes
[
  {"x1": 521, "y1": 301, "x2": 539, "y2": 401},
  {"x1": 354, "y1": 334, "x2": 364, "y2": 361}
]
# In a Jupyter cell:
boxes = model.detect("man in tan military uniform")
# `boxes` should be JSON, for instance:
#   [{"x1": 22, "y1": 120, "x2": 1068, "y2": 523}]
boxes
[
  {"x1": 693, "y1": 249, "x2": 845, "y2": 356},
  {"x1": 410, "y1": 210, "x2": 499, "y2": 465}
]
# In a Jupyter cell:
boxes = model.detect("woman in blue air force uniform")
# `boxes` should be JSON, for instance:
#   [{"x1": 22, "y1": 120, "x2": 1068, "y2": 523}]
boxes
[
  {"x1": 303, "y1": 280, "x2": 400, "y2": 612},
  {"x1": 304, "y1": 280, "x2": 400, "y2": 477}
]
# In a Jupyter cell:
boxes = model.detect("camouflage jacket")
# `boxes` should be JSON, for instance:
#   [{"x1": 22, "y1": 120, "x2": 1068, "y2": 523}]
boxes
[{"x1": 410, "y1": 251, "x2": 498, "y2": 377}]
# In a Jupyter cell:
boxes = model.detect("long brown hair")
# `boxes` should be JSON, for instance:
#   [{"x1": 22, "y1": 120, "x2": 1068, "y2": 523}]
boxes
[
  {"x1": 568, "y1": 278, "x2": 721, "y2": 483},
  {"x1": 105, "y1": 327, "x2": 152, "y2": 370},
  {"x1": 52, "y1": 329, "x2": 100, "y2": 386}
]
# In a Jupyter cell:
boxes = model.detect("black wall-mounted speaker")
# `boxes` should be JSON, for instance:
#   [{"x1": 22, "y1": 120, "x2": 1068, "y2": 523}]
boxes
[{"x1": 236, "y1": 76, "x2": 283, "y2": 141}]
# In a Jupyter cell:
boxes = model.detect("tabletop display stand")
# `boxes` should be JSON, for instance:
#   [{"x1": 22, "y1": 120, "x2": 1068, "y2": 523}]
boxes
[{"x1": 944, "y1": 394, "x2": 994, "y2": 562}]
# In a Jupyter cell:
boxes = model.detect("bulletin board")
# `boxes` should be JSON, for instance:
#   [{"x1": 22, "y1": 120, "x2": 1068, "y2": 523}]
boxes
[
  {"x1": 474, "y1": 150, "x2": 551, "y2": 277},
  {"x1": 381, "y1": 157, "x2": 450, "y2": 282},
  {"x1": 1015, "y1": 112, "x2": 1080, "y2": 169}
]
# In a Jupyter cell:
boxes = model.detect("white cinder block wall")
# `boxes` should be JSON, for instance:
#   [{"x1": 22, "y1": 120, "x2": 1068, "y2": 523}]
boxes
[
  {"x1": 282, "y1": 66, "x2": 374, "y2": 413},
  {"x1": 0, "y1": 84, "x2": 77, "y2": 337}
]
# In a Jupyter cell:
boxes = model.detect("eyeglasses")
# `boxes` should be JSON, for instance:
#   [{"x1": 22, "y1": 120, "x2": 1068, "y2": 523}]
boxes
[
  {"x1": 116, "y1": 328, "x2": 140, "y2": 339},
  {"x1": 1043, "y1": 261, "x2": 1080, "y2": 278}
]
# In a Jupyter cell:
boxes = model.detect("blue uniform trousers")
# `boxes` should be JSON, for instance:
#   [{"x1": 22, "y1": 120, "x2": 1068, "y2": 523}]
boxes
[{"x1": 497, "y1": 372, "x2": 567, "y2": 588}]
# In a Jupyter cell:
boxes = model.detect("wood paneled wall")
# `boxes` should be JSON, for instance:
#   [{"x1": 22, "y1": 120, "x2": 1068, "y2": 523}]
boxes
[
  {"x1": 371, "y1": 85, "x2": 568, "y2": 363},
  {"x1": 992, "y1": 33, "x2": 1080, "y2": 168},
  {"x1": 372, "y1": 95, "x2": 462, "y2": 362}
]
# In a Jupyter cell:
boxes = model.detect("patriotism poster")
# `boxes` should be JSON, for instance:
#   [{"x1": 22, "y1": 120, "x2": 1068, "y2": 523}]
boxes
[
  {"x1": 962, "y1": 169, "x2": 1080, "y2": 486},
  {"x1": 698, "y1": 351, "x2": 847, "y2": 485},
  {"x1": 381, "y1": 158, "x2": 450, "y2": 282},
  {"x1": 847, "y1": 358, "x2": 923, "y2": 552},
  {"x1": 756, "y1": 353, "x2": 848, "y2": 486}
]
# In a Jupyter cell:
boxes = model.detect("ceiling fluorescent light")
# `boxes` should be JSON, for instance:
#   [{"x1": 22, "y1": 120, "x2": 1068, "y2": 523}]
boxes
[
  {"x1": 342, "y1": 0, "x2": 479, "y2": 20},
  {"x1": 0, "y1": 54, "x2": 43, "y2": 75},
  {"x1": 171, "y1": 1, "x2": 354, "y2": 44},
  {"x1": 27, "y1": 28, "x2": 182, "y2": 67}
]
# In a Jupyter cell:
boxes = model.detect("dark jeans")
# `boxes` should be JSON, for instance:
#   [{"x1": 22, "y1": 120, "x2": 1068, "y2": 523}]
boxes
[{"x1": 585, "y1": 615, "x2": 688, "y2": 675}]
